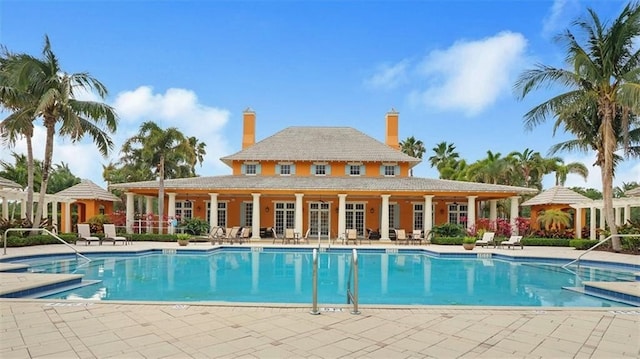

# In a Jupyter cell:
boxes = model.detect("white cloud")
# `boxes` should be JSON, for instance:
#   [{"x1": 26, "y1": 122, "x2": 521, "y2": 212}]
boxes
[
  {"x1": 542, "y1": 0, "x2": 574, "y2": 36},
  {"x1": 409, "y1": 31, "x2": 527, "y2": 116},
  {"x1": 364, "y1": 60, "x2": 409, "y2": 90},
  {"x1": 0, "y1": 86, "x2": 232, "y2": 188}
]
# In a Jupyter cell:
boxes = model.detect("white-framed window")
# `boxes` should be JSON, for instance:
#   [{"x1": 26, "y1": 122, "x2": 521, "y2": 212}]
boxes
[
  {"x1": 245, "y1": 164, "x2": 257, "y2": 175},
  {"x1": 274, "y1": 202, "x2": 296, "y2": 235},
  {"x1": 280, "y1": 164, "x2": 291, "y2": 175},
  {"x1": 315, "y1": 164, "x2": 326, "y2": 175},
  {"x1": 449, "y1": 203, "x2": 468, "y2": 225},
  {"x1": 206, "y1": 201, "x2": 227, "y2": 228},
  {"x1": 175, "y1": 201, "x2": 193, "y2": 221},
  {"x1": 345, "y1": 202, "x2": 365, "y2": 236},
  {"x1": 349, "y1": 165, "x2": 361, "y2": 176},
  {"x1": 241, "y1": 202, "x2": 253, "y2": 227},
  {"x1": 384, "y1": 165, "x2": 396, "y2": 176}
]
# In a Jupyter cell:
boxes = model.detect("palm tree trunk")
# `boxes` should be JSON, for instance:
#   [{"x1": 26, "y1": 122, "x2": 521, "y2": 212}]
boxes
[
  {"x1": 601, "y1": 102, "x2": 620, "y2": 252},
  {"x1": 33, "y1": 118, "x2": 55, "y2": 230},
  {"x1": 25, "y1": 130, "x2": 34, "y2": 224},
  {"x1": 158, "y1": 155, "x2": 165, "y2": 233}
]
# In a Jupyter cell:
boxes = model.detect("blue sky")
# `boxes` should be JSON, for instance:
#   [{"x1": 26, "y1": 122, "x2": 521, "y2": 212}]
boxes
[{"x1": 1, "y1": 0, "x2": 638, "y2": 190}]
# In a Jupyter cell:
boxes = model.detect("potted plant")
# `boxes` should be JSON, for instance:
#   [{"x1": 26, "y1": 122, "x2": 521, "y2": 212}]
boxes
[
  {"x1": 177, "y1": 233, "x2": 191, "y2": 246},
  {"x1": 462, "y1": 236, "x2": 476, "y2": 250}
]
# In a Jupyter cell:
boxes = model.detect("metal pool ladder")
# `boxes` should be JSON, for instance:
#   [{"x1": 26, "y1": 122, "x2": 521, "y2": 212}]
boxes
[
  {"x1": 3, "y1": 228, "x2": 91, "y2": 262},
  {"x1": 562, "y1": 234, "x2": 637, "y2": 272},
  {"x1": 346, "y1": 248, "x2": 360, "y2": 315}
]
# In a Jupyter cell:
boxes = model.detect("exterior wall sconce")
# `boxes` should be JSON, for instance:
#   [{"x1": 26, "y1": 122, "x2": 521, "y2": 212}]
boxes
[
  {"x1": 265, "y1": 206, "x2": 270, "y2": 213},
  {"x1": 370, "y1": 207, "x2": 375, "y2": 213}
]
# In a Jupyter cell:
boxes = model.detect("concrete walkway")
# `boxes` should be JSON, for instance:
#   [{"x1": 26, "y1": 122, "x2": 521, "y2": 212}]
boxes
[{"x1": 0, "y1": 242, "x2": 639, "y2": 358}]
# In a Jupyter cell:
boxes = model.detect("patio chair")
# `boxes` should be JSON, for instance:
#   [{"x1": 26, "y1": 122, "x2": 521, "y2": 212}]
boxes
[
  {"x1": 344, "y1": 229, "x2": 359, "y2": 245},
  {"x1": 238, "y1": 227, "x2": 251, "y2": 244},
  {"x1": 394, "y1": 229, "x2": 409, "y2": 245},
  {"x1": 475, "y1": 232, "x2": 496, "y2": 247},
  {"x1": 77, "y1": 223, "x2": 101, "y2": 245},
  {"x1": 103, "y1": 224, "x2": 128, "y2": 245},
  {"x1": 411, "y1": 230, "x2": 424, "y2": 245},
  {"x1": 272, "y1": 228, "x2": 284, "y2": 244},
  {"x1": 284, "y1": 228, "x2": 296, "y2": 244},
  {"x1": 501, "y1": 235, "x2": 523, "y2": 249},
  {"x1": 225, "y1": 226, "x2": 241, "y2": 244}
]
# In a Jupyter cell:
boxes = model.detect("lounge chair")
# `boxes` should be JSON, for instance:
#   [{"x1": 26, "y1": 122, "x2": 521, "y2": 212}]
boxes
[
  {"x1": 299, "y1": 228, "x2": 310, "y2": 244},
  {"x1": 394, "y1": 229, "x2": 408, "y2": 245},
  {"x1": 209, "y1": 226, "x2": 224, "y2": 245},
  {"x1": 475, "y1": 232, "x2": 495, "y2": 247},
  {"x1": 103, "y1": 224, "x2": 128, "y2": 245},
  {"x1": 344, "y1": 229, "x2": 358, "y2": 245},
  {"x1": 238, "y1": 227, "x2": 251, "y2": 244},
  {"x1": 77, "y1": 223, "x2": 101, "y2": 245},
  {"x1": 501, "y1": 235, "x2": 523, "y2": 249},
  {"x1": 272, "y1": 228, "x2": 284, "y2": 244},
  {"x1": 223, "y1": 226, "x2": 240, "y2": 244}
]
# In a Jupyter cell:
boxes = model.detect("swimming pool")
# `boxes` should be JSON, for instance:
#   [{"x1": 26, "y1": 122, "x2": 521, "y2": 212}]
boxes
[{"x1": 11, "y1": 248, "x2": 635, "y2": 307}]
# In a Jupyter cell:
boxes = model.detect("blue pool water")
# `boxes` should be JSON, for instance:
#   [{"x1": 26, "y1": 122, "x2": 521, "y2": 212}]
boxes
[{"x1": 17, "y1": 249, "x2": 634, "y2": 307}]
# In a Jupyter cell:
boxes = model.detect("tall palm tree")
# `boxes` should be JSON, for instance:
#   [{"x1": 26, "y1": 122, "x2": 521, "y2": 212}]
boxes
[
  {"x1": 468, "y1": 151, "x2": 507, "y2": 184},
  {"x1": 506, "y1": 148, "x2": 549, "y2": 188},
  {"x1": 428, "y1": 141, "x2": 459, "y2": 178},
  {"x1": 552, "y1": 160, "x2": 589, "y2": 186},
  {"x1": 1, "y1": 36, "x2": 118, "y2": 228},
  {"x1": 515, "y1": 4, "x2": 640, "y2": 251},
  {"x1": 399, "y1": 136, "x2": 425, "y2": 176},
  {"x1": 122, "y1": 121, "x2": 195, "y2": 222},
  {"x1": 187, "y1": 136, "x2": 207, "y2": 175},
  {"x1": 0, "y1": 50, "x2": 37, "y2": 222}
]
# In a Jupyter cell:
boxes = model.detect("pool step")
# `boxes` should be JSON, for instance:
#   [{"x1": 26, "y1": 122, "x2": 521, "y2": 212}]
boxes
[
  {"x1": 0, "y1": 273, "x2": 84, "y2": 298},
  {"x1": 564, "y1": 281, "x2": 640, "y2": 307}
]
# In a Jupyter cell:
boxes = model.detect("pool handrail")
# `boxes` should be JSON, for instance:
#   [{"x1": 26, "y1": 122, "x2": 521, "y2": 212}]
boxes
[
  {"x1": 562, "y1": 234, "x2": 638, "y2": 271},
  {"x1": 346, "y1": 248, "x2": 360, "y2": 315},
  {"x1": 310, "y1": 248, "x2": 320, "y2": 315},
  {"x1": 3, "y1": 227, "x2": 91, "y2": 262}
]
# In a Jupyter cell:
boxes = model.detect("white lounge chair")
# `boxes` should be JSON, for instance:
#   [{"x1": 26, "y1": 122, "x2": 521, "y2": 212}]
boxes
[
  {"x1": 209, "y1": 226, "x2": 224, "y2": 245},
  {"x1": 103, "y1": 224, "x2": 128, "y2": 245},
  {"x1": 412, "y1": 230, "x2": 424, "y2": 245},
  {"x1": 475, "y1": 232, "x2": 495, "y2": 247},
  {"x1": 501, "y1": 235, "x2": 523, "y2": 249},
  {"x1": 284, "y1": 228, "x2": 296, "y2": 244},
  {"x1": 344, "y1": 229, "x2": 359, "y2": 245},
  {"x1": 77, "y1": 223, "x2": 101, "y2": 245},
  {"x1": 394, "y1": 229, "x2": 409, "y2": 245}
]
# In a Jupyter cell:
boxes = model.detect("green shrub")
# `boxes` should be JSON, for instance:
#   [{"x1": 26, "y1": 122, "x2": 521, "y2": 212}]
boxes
[
  {"x1": 432, "y1": 223, "x2": 465, "y2": 238},
  {"x1": 181, "y1": 217, "x2": 210, "y2": 235},
  {"x1": 3, "y1": 233, "x2": 79, "y2": 247},
  {"x1": 569, "y1": 239, "x2": 598, "y2": 250},
  {"x1": 520, "y1": 238, "x2": 570, "y2": 247},
  {"x1": 431, "y1": 236, "x2": 464, "y2": 245}
]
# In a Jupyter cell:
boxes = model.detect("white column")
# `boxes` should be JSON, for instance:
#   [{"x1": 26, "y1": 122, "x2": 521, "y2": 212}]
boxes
[
  {"x1": 575, "y1": 208, "x2": 582, "y2": 239},
  {"x1": 624, "y1": 205, "x2": 631, "y2": 224},
  {"x1": 51, "y1": 200, "x2": 58, "y2": 233},
  {"x1": 21, "y1": 193, "x2": 27, "y2": 219},
  {"x1": 252, "y1": 193, "x2": 261, "y2": 240},
  {"x1": 125, "y1": 192, "x2": 135, "y2": 234},
  {"x1": 294, "y1": 193, "x2": 303, "y2": 235},
  {"x1": 167, "y1": 193, "x2": 177, "y2": 235},
  {"x1": 209, "y1": 193, "x2": 218, "y2": 230},
  {"x1": 489, "y1": 200, "x2": 497, "y2": 227},
  {"x1": 338, "y1": 194, "x2": 347, "y2": 238},
  {"x1": 599, "y1": 207, "x2": 605, "y2": 240},
  {"x1": 1, "y1": 196, "x2": 8, "y2": 220},
  {"x1": 64, "y1": 201, "x2": 71, "y2": 233},
  {"x1": 466, "y1": 196, "x2": 477, "y2": 232},
  {"x1": 380, "y1": 194, "x2": 391, "y2": 241},
  {"x1": 145, "y1": 196, "x2": 154, "y2": 233},
  {"x1": 424, "y1": 195, "x2": 434, "y2": 233},
  {"x1": 589, "y1": 206, "x2": 597, "y2": 240},
  {"x1": 510, "y1": 196, "x2": 519, "y2": 235}
]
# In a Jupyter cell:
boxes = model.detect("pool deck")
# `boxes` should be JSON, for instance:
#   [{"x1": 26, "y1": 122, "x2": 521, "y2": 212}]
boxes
[{"x1": 1, "y1": 242, "x2": 639, "y2": 358}]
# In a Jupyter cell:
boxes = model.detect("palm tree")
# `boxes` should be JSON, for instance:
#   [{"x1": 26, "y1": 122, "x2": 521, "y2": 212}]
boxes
[
  {"x1": 0, "y1": 50, "x2": 38, "y2": 222},
  {"x1": 506, "y1": 148, "x2": 548, "y2": 188},
  {"x1": 187, "y1": 136, "x2": 207, "y2": 175},
  {"x1": 399, "y1": 136, "x2": 425, "y2": 176},
  {"x1": 552, "y1": 160, "x2": 589, "y2": 186},
  {"x1": 1, "y1": 36, "x2": 118, "y2": 228},
  {"x1": 515, "y1": 4, "x2": 640, "y2": 251},
  {"x1": 468, "y1": 151, "x2": 507, "y2": 184},
  {"x1": 537, "y1": 209, "x2": 572, "y2": 231},
  {"x1": 122, "y1": 121, "x2": 195, "y2": 222},
  {"x1": 428, "y1": 141, "x2": 459, "y2": 178}
]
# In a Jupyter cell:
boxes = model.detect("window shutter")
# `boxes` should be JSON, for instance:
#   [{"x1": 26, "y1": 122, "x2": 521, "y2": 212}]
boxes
[
  {"x1": 311, "y1": 164, "x2": 316, "y2": 175},
  {"x1": 395, "y1": 165, "x2": 400, "y2": 176},
  {"x1": 275, "y1": 164, "x2": 281, "y2": 175},
  {"x1": 360, "y1": 165, "x2": 365, "y2": 176},
  {"x1": 326, "y1": 165, "x2": 331, "y2": 175},
  {"x1": 256, "y1": 164, "x2": 262, "y2": 174},
  {"x1": 345, "y1": 164, "x2": 350, "y2": 175},
  {"x1": 241, "y1": 164, "x2": 246, "y2": 174},
  {"x1": 393, "y1": 204, "x2": 400, "y2": 228},
  {"x1": 379, "y1": 165, "x2": 385, "y2": 176},
  {"x1": 240, "y1": 202, "x2": 246, "y2": 226},
  {"x1": 291, "y1": 164, "x2": 296, "y2": 175}
]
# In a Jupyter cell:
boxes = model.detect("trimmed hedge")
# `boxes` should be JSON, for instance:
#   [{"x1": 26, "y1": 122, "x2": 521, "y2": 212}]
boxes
[
  {"x1": 569, "y1": 239, "x2": 598, "y2": 250},
  {"x1": 431, "y1": 236, "x2": 571, "y2": 247},
  {"x1": 3, "y1": 234, "x2": 80, "y2": 247}
]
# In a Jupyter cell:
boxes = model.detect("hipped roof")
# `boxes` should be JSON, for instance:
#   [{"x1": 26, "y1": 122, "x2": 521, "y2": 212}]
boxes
[
  {"x1": 0, "y1": 176, "x2": 22, "y2": 189},
  {"x1": 521, "y1": 186, "x2": 591, "y2": 206},
  {"x1": 55, "y1": 179, "x2": 120, "y2": 202}
]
